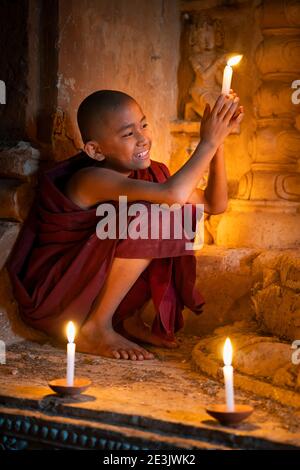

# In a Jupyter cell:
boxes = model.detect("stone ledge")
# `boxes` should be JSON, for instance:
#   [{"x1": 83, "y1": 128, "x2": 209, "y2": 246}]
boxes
[
  {"x1": 169, "y1": 120, "x2": 200, "y2": 135},
  {"x1": 192, "y1": 321, "x2": 300, "y2": 409},
  {"x1": 195, "y1": 245, "x2": 261, "y2": 272},
  {"x1": 0, "y1": 406, "x2": 224, "y2": 450}
]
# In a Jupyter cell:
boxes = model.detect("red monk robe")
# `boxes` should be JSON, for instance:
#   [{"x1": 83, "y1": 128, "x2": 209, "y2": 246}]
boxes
[{"x1": 7, "y1": 152, "x2": 205, "y2": 342}]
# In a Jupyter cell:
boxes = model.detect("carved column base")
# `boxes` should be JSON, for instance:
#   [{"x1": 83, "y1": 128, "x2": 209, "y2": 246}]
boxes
[
  {"x1": 216, "y1": 200, "x2": 300, "y2": 249},
  {"x1": 238, "y1": 169, "x2": 300, "y2": 201}
]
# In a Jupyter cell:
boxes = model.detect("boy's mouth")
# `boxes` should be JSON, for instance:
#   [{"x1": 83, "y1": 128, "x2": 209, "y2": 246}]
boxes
[{"x1": 134, "y1": 150, "x2": 150, "y2": 161}]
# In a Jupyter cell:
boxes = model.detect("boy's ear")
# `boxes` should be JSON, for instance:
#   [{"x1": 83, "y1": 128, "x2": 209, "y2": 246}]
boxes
[{"x1": 84, "y1": 141, "x2": 106, "y2": 161}]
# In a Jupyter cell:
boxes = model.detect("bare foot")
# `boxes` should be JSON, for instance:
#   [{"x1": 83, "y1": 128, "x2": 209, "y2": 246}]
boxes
[
  {"x1": 77, "y1": 324, "x2": 155, "y2": 361},
  {"x1": 122, "y1": 313, "x2": 179, "y2": 349}
]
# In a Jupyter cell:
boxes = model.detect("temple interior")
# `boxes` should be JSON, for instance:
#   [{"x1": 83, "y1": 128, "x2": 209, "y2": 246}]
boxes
[{"x1": 0, "y1": 0, "x2": 300, "y2": 450}]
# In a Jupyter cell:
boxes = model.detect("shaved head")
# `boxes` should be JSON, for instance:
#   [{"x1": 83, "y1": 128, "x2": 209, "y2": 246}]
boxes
[{"x1": 77, "y1": 90, "x2": 135, "y2": 143}]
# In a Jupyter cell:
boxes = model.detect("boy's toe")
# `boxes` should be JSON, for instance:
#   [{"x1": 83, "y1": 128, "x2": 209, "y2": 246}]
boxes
[
  {"x1": 139, "y1": 347, "x2": 154, "y2": 359},
  {"x1": 112, "y1": 350, "x2": 121, "y2": 359},
  {"x1": 145, "y1": 351, "x2": 155, "y2": 359},
  {"x1": 128, "y1": 349, "x2": 137, "y2": 360},
  {"x1": 134, "y1": 349, "x2": 145, "y2": 360},
  {"x1": 119, "y1": 349, "x2": 129, "y2": 360}
]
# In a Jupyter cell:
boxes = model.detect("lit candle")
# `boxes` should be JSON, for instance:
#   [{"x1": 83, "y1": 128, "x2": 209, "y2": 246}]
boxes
[
  {"x1": 223, "y1": 337, "x2": 235, "y2": 411},
  {"x1": 221, "y1": 55, "x2": 243, "y2": 96},
  {"x1": 66, "y1": 321, "x2": 76, "y2": 386}
]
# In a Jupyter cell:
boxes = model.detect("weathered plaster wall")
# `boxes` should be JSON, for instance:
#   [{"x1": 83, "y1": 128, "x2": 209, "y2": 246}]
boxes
[
  {"x1": 0, "y1": 0, "x2": 29, "y2": 141},
  {"x1": 54, "y1": 0, "x2": 181, "y2": 165}
]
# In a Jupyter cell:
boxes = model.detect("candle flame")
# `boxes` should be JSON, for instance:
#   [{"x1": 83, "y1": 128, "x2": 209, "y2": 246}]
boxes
[
  {"x1": 227, "y1": 55, "x2": 243, "y2": 67},
  {"x1": 223, "y1": 337, "x2": 233, "y2": 366},
  {"x1": 66, "y1": 321, "x2": 76, "y2": 343}
]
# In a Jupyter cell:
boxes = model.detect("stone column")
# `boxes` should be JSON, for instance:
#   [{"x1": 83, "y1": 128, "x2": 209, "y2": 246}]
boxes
[{"x1": 217, "y1": 0, "x2": 300, "y2": 249}]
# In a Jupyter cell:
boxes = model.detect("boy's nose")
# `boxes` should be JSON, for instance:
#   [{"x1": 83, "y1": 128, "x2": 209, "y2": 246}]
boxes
[{"x1": 137, "y1": 135, "x2": 149, "y2": 147}]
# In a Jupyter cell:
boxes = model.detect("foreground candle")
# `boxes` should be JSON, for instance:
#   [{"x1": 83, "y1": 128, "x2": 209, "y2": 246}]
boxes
[
  {"x1": 66, "y1": 321, "x2": 76, "y2": 386},
  {"x1": 221, "y1": 55, "x2": 243, "y2": 95},
  {"x1": 223, "y1": 337, "x2": 235, "y2": 412}
]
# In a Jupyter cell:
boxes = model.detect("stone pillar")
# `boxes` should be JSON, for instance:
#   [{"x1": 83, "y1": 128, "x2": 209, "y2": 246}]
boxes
[{"x1": 217, "y1": 0, "x2": 300, "y2": 249}]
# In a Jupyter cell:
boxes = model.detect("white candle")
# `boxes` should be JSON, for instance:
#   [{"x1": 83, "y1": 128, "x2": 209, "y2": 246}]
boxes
[
  {"x1": 223, "y1": 337, "x2": 235, "y2": 411},
  {"x1": 221, "y1": 55, "x2": 243, "y2": 96},
  {"x1": 222, "y1": 65, "x2": 233, "y2": 96},
  {"x1": 66, "y1": 321, "x2": 76, "y2": 386}
]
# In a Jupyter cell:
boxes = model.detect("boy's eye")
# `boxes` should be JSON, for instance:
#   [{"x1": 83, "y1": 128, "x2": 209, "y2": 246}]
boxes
[
  {"x1": 122, "y1": 131, "x2": 133, "y2": 138},
  {"x1": 122, "y1": 123, "x2": 148, "y2": 138}
]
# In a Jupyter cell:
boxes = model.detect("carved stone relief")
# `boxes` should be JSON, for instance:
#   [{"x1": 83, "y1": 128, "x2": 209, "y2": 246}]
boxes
[{"x1": 184, "y1": 15, "x2": 228, "y2": 120}]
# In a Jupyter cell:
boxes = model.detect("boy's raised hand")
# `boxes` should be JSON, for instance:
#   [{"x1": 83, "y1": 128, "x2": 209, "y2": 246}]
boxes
[{"x1": 200, "y1": 89, "x2": 244, "y2": 147}]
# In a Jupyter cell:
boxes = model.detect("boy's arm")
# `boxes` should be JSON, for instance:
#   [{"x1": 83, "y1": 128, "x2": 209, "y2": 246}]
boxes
[
  {"x1": 186, "y1": 144, "x2": 228, "y2": 214},
  {"x1": 69, "y1": 139, "x2": 218, "y2": 209},
  {"x1": 70, "y1": 94, "x2": 242, "y2": 209}
]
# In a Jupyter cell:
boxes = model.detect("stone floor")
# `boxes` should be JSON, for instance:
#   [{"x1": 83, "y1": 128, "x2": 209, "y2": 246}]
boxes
[{"x1": 0, "y1": 334, "x2": 299, "y2": 449}]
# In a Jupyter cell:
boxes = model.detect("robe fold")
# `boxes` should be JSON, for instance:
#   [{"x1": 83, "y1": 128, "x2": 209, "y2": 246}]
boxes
[{"x1": 7, "y1": 152, "x2": 205, "y2": 341}]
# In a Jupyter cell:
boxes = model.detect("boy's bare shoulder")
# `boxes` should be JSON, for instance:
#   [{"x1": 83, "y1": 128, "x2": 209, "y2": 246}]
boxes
[
  {"x1": 64, "y1": 159, "x2": 172, "y2": 209},
  {"x1": 64, "y1": 166, "x2": 126, "y2": 209},
  {"x1": 68, "y1": 165, "x2": 124, "y2": 186}
]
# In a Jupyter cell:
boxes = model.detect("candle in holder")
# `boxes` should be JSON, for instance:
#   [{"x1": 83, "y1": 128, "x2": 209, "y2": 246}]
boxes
[
  {"x1": 66, "y1": 321, "x2": 76, "y2": 386},
  {"x1": 48, "y1": 320, "x2": 91, "y2": 396},
  {"x1": 205, "y1": 336, "x2": 253, "y2": 425},
  {"x1": 223, "y1": 337, "x2": 235, "y2": 412},
  {"x1": 222, "y1": 55, "x2": 243, "y2": 96}
]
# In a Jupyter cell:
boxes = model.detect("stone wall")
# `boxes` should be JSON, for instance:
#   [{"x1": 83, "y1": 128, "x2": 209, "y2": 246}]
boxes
[
  {"x1": 0, "y1": 0, "x2": 29, "y2": 141},
  {"x1": 53, "y1": 0, "x2": 181, "y2": 164},
  {"x1": 1, "y1": 0, "x2": 181, "y2": 163}
]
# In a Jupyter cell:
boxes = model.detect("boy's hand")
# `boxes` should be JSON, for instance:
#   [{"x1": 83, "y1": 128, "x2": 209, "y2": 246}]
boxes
[{"x1": 200, "y1": 89, "x2": 244, "y2": 147}]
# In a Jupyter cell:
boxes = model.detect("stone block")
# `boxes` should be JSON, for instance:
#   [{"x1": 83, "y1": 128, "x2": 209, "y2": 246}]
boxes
[
  {"x1": 0, "y1": 142, "x2": 40, "y2": 179},
  {"x1": 163, "y1": 246, "x2": 300, "y2": 341},
  {"x1": 0, "y1": 269, "x2": 47, "y2": 345},
  {"x1": 0, "y1": 221, "x2": 20, "y2": 271},
  {"x1": 0, "y1": 179, "x2": 34, "y2": 221},
  {"x1": 251, "y1": 249, "x2": 300, "y2": 341},
  {"x1": 182, "y1": 246, "x2": 260, "y2": 336}
]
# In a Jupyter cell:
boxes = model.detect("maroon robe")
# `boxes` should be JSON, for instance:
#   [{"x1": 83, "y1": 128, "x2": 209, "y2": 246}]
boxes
[{"x1": 7, "y1": 152, "x2": 205, "y2": 341}]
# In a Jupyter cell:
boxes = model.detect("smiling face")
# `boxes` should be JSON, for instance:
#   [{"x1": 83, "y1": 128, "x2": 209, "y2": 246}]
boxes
[{"x1": 84, "y1": 99, "x2": 152, "y2": 175}]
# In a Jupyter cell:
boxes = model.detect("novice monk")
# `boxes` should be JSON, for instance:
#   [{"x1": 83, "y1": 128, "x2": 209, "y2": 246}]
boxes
[{"x1": 7, "y1": 89, "x2": 243, "y2": 361}]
